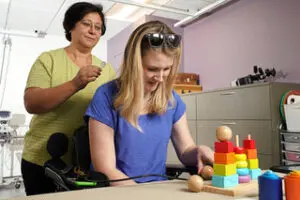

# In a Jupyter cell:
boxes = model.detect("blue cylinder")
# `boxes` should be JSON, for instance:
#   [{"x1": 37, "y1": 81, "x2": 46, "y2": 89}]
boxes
[{"x1": 258, "y1": 170, "x2": 282, "y2": 200}]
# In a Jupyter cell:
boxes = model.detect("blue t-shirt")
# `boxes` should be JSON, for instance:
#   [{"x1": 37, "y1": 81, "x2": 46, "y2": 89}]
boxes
[{"x1": 85, "y1": 80, "x2": 186, "y2": 183}]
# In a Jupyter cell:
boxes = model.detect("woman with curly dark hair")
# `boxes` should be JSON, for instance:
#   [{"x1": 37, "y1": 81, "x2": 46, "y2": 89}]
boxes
[{"x1": 22, "y1": 2, "x2": 116, "y2": 195}]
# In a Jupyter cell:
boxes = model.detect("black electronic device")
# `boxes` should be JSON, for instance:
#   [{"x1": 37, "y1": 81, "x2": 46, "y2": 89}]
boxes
[
  {"x1": 232, "y1": 65, "x2": 277, "y2": 87},
  {"x1": 270, "y1": 164, "x2": 300, "y2": 174}
]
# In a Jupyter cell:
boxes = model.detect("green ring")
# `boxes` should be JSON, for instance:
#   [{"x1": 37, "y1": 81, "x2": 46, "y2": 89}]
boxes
[{"x1": 280, "y1": 91, "x2": 290, "y2": 122}]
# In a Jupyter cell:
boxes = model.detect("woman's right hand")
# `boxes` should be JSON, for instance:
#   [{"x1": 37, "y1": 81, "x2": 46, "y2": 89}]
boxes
[
  {"x1": 24, "y1": 66, "x2": 102, "y2": 114},
  {"x1": 72, "y1": 65, "x2": 102, "y2": 90}
]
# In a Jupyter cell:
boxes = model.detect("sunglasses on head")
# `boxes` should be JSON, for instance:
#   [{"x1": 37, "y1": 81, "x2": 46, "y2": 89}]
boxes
[{"x1": 144, "y1": 33, "x2": 181, "y2": 48}]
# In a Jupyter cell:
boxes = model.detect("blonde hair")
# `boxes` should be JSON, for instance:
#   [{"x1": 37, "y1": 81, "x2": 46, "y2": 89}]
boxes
[{"x1": 114, "y1": 21, "x2": 182, "y2": 130}]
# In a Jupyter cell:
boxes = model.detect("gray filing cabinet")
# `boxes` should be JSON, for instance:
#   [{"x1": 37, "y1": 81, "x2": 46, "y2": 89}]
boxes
[{"x1": 166, "y1": 82, "x2": 300, "y2": 169}]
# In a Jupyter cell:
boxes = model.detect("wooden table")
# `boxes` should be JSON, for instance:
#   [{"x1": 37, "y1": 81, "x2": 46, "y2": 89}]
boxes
[{"x1": 9, "y1": 180, "x2": 260, "y2": 200}]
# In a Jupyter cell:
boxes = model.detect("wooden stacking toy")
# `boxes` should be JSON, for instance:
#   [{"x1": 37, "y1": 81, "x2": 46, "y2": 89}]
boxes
[
  {"x1": 212, "y1": 126, "x2": 238, "y2": 188},
  {"x1": 234, "y1": 135, "x2": 251, "y2": 183},
  {"x1": 243, "y1": 134, "x2": 261, "y2": 180},
  {"x1": 187, "y1": 128, "x2": 262, "y2": 197}
]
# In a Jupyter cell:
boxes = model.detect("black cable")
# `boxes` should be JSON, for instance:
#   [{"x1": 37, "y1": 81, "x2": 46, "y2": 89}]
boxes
[{"x1": 89, "y1": 174, "x2": 188, "y2": 184}]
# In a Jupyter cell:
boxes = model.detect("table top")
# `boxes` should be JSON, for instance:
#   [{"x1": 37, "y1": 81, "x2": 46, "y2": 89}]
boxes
[{"x1": 9, "y1": 180, "x2": 259, "y2": 200}]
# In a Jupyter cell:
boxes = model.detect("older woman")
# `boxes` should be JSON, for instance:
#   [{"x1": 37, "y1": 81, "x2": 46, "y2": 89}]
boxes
[{"x1": 22, "y1": 2, "x2": 116, "y2": 195}]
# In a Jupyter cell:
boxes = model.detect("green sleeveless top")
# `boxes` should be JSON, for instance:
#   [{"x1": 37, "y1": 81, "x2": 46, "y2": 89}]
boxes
[{"x1": 22, "y1": 48, "x2": 116, "y2": 166}]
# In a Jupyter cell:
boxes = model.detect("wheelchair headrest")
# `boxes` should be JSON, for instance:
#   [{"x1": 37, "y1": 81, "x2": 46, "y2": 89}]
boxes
[
  {"x1": 72, "y1": 125, "x2": 91, "y2": 170},
  {"x1": 47, "y1": 132, "x2": 68, "y2": 159}
]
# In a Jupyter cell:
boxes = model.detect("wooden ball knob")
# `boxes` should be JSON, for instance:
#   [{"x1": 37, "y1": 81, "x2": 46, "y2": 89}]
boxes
[
  {"x1": 187, "y1": 175, "x2": 204, "y2": 192},
  {"x1": 200, "y1": 165, "x2": 214, "y2": 180},
  {"x1": 216, "y1": 126, "x2": 232, "y2": 141}
]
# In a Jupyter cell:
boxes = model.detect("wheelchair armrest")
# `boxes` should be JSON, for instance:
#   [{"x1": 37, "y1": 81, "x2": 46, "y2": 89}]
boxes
[
  {"x1": 44, "y1": 158, "x2": 79, "y2": 190},
  {"x1": 270, "y1": 164, "x2": 300, "y2": 174},
  {"x1": 166, "y1": 164, "x2": 198, "y2": 179},
  {"x1": 44, "y1": 158, "x2": 110, "y2": 190},
  {"x1": 44, "y1": 159, "x2": 73, "y2": 175},
  {"x1": 166, "y1": 163, "x2": 198, "y2": 174},
  {"x1": 45, "y1": 167, "x2": 71, "y2": 191}
]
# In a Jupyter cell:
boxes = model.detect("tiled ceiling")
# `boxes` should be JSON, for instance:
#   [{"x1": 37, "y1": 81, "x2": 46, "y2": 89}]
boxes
[{"x1": 0, "y1": 0, "x2": 221, "y2": 40}]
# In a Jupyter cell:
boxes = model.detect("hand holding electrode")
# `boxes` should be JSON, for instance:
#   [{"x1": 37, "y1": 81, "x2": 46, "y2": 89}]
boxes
[{"x1": 72, "y1": 65, "x2": 102, "y2": 90}]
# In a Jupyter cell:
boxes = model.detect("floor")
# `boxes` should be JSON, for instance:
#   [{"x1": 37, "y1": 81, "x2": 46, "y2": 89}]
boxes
[{"x1": 0, "y1": 178, "x2": 26, "y2": 200}]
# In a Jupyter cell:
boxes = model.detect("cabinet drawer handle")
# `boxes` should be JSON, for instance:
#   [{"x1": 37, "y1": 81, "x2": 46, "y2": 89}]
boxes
[
  {"x1": 293, "y1": 136, "x2": 299, "y2": 140},
  {"x1": 221, "y1": 122, "x2": 236, "y2": 125},
  {"x1": 220, "y1": 92, "x2": 236, "y2": 96},
  {"x1": 296, "y1": 155, "x2": 300, "y2": 159}
]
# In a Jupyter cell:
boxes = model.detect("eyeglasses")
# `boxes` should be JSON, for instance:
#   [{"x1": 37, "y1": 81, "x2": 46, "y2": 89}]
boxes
[
  {"x1": 144, "y1": 33, "x2": 181, "y2": 48},
  {"x1": 80, "y1": 20, "x2": 102, "y2": 33}
]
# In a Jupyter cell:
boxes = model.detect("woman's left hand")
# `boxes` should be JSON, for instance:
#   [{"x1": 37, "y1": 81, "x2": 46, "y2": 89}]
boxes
[{"x1": 196, "y1": 145, "x2": 214, "y2": 174}]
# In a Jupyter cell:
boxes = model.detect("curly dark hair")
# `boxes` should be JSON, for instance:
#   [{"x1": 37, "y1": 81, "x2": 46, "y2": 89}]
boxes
[{"x1": 63, "y1": 2, "x2": 106, "y2": 41}]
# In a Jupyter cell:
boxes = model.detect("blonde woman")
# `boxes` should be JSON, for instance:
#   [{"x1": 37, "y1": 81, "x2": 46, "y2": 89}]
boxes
[{"x1": 85, "y1": 21, "x2": 213, "y2": 186}]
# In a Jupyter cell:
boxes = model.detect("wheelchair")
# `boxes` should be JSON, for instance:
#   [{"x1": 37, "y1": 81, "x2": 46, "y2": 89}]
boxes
[{"x1": 44, "y1": 125, "x2": 198, "y2": 191}]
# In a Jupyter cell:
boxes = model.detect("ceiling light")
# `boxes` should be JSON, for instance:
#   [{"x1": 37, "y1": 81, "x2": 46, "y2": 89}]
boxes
[{"x1": 109, "y1": 5, "x2": 138, "y2": 20}]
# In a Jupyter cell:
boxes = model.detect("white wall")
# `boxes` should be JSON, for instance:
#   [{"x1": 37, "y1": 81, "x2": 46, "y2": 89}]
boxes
[
  {"x1": 0, "y1": 33, "x2": 107, "y2": 177},
  {"x1": 0, "y1": 34, "x2": 107, "y2": 125}
]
